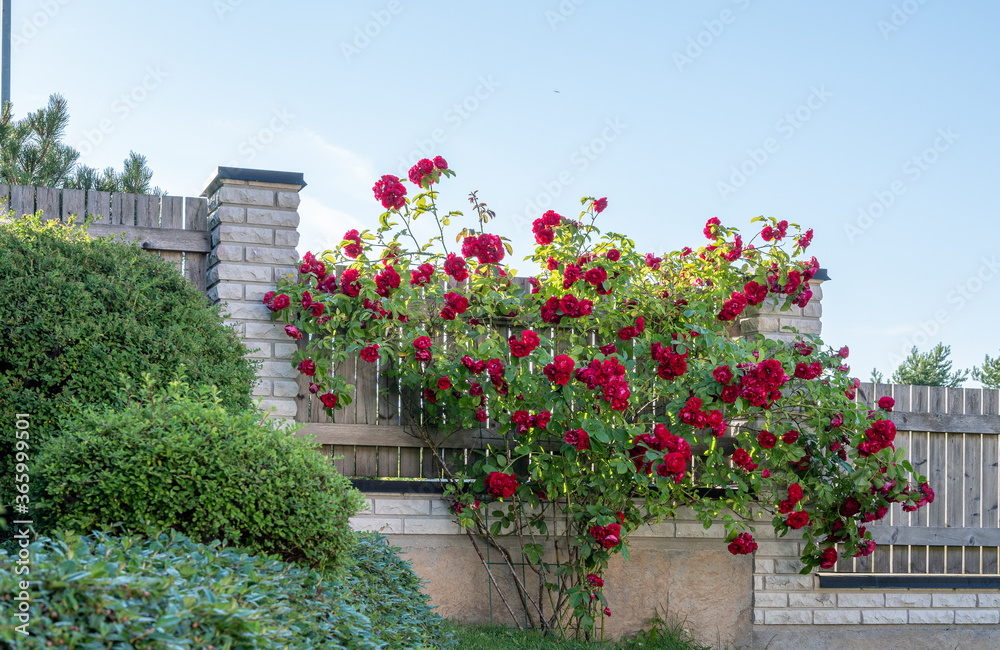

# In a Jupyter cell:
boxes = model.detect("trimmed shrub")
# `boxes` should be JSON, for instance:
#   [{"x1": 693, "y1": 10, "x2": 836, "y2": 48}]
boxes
[
  {"x1": 0, "y1": 530, "x2": 453, "y2": 649},
  {"x1": 0, "y1": 213, "x2": 257, "y2": 508},
  {"x1": 35, "y1": 379, "x2": 364, "y2": 569}
]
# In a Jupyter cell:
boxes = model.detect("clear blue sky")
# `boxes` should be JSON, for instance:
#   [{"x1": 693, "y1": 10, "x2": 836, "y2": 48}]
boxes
[{"x1": 10, "y1": 0, "x2": 999, "y2": 384}]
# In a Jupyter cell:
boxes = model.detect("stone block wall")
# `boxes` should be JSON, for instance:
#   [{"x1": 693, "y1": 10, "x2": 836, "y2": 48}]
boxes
[
  {"x1": 202, "y1": 167, "x2": 306, "y2": 422},
  {"x1": 751, "y1": 528, "x2": 1000, "y2": 647},
  {"x1": 350, "y1": 494, "x2": 754, "y2": 647},
  {"x1": 738, "y1": 277, "x2": 826, "y2": 343}
]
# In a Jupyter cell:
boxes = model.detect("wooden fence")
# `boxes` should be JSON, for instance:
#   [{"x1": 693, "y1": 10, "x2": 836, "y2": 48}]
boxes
[
  {"x1": 834, "y1": 383, "x2": 1000, "y2": 577},
  {"x1": 2, "y1": 183, "x2": 210, "y2": 291},
  {"x1": 296, "y1": 370, "x2": 1000, "y2": 577}
]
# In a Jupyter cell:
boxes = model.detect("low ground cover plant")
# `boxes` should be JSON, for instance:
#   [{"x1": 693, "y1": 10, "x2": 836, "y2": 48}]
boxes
[{"x1": 0, "y1": 530, "x2": 452, "y2": 648}]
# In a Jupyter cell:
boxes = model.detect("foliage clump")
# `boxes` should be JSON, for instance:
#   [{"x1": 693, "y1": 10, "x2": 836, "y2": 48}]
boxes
[
  {"x1": 35, "y1": 379, "x2": 364, "y2": 570},
  {"x1": 0, "y1": 213, "x2": 257, "y2": 509}
]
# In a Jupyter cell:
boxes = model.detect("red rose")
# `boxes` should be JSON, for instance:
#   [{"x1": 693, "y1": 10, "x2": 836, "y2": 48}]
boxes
[
  {"x1": 437, "y1": 376, "x2": 452, "y2": 391},
  {"x1": 758, "y1": 430, "x2": 777, "y2": 449},
  {"x1": 415, "y1": 349, "x2": 431, "y2": 363},
  {"x1": 593, "y1": 197, "x2": 608, "y2": 213},
  {"x1": 474, "y1": 408, "x2": 488, "y2": 422},
  {"x1": 606, "y1": 248, "x2": 621, "y2": 262},
  {"x1": 308, "y1": 382, "x2": 321, "y2": 394},
  {"x1": 433, "y1": 155, "x2": 448, "y2": 170},
  {"x1": 310, "y1": 302, "x2": 324, "y2": 317},
  {"x1": 319, "y1": 392, "x2": 338, "y2": 409},
  {"x1": 342, "y1": 229, "x2": 363, "y2": 259},
  {"x1": 340, "y1": 268, "x2": 361, "y2": 297},
  {"x1": 878, "y1": 396, "x2": 895, "y2": 411},
  {"x1": 298, "y1": 359, "x2": 316, "y2": 376},
  {"x1": 372, "y1": 174, "x2": 407, "y2": 211},
  {"x1": 782, "y1": 430, "x2": 799, "y2": 445},
  {"x1": 584, "y1": 267, "x2": 608, "y2": 286},
  {"x1": 838, "y1": 346, "x2": 850, "y2": 359},
  {"x1": 713, "y1": 365, "x2": 734, "y2": 384},
  {"x1": 284, "y1": 325, "x2": 302, "y2": 340},
  {"x1": 788, "y1": 483, "x2": 803, "y2": 502},
  {"x1": 269, "y1": 294, "x2": 290, "y2": 311},
  {"x1": 727, "y1": 532, "x2": 757, "y2": 555},
  {"x1": 586, "y1": 573, "x2": 604, "y2": 587},
  {"x1": 413, "y1": 336, "x2": 432, "y2": 350},
  {"x1": 819, "y1": 547, "x2": 838, "y2": 569},
  {"x1": 839, "y1": 496, "x2": 861, "y2": 517},
  {"x1": 443, "y1": 253, "x2": 469, "y2": 281},
  {"x1": 485, "y1": 471, "x2": 518, "y2": 498},
  {"x1": 360, "y1": 344, "x2": 379, "y2": 363},
  {"x1": 564, "y1": 428, "x2": 590, "y2": 451},
  {"x1": 786, "y1": 511, "x2": 810, "y2": 530}
]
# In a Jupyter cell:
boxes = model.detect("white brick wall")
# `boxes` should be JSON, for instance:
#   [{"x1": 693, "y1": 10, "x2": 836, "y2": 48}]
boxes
[
  {"x1": 752, "y1": 525, "x2": 1000, "y2": 626},
  {"x1": 204, "y1": 172, "x2": 305, "y2": 424}
]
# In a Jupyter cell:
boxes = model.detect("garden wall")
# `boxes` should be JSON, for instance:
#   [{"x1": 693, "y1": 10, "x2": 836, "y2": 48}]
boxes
[{"x1": 349, "y1": 493, "x2": 754, "y2": 647}]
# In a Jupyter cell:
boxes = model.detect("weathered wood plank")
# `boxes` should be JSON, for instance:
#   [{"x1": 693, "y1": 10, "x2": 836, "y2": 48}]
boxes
[
  {"x1": 890, "y1": 412, "x2": 1000, "y2": 435},
  {"x1": 136, "y1": 194, "x2": 160, "y2": 228},
  {"x1": 113, "y1": 193, "x2": 136, "y2": 226},
  {"x1": 867, "y1": 526, "x2": 1000, "y2": 547},
  {"x1": 354, "y1": 445, "x2": 378, "y2": 477},
  {"x1": 399, "y1": 447, "x2": 421, "y2": 478},
  {"x1": 333, "y1": 445, "x2": 354, "y2": 476},
  {"x1": 61, "y1": 188, "x2": 85, "y2": 222},
  {"x1": 35, "y1": 187, "x2": 59, "y2": 221},
  {"x1": 911, "y1": 384, "x2": 929, "y2": 414},
  {"x1": 295, "y1": 423, "x2": 502, "y2": 448},
  {"x1": 355, "y1": 353, "x2": 378, "y2": 425},
  {"x1": 11, "y1": 185, "x2": 34, "y2": 217},
  {"x1": 85, "y1": 223, "x2": 212, "y2": 253},
  {"x1": 160, "y1": 195, "x2": 183, "y2": 230},
  {"x1": 184, "y1": 196, "x2": 209, "y2": 231},
  {"x1": 87, "y1": 190, "x2": 111, "y2": 222},
  {"x1": 159, "y1": 251, "x2": 183, "y2": 274},
  {"x1": 965, "y1": 434, "x2": 982, "y2": 527},
  {"x1": 378, "y1": 355, "x2": 400, "y2": 427},
  {"x1": 333, "y1": 355, "x2": 357, "y2": 424},
  {"x1": 984, "y1": 433, "x2": 1000, "y2": 529},
  {"x1": 377, "y1": 446, "x2": 399, "y2": 478}
]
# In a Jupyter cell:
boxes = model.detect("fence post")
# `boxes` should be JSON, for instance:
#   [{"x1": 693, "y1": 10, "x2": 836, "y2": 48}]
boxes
[
  {"x1": 202, "y1": 167, "x2": 305, "y2": 422},
  {"x1": 738, "y1": 270, "x2": 828, "y2": 343}
]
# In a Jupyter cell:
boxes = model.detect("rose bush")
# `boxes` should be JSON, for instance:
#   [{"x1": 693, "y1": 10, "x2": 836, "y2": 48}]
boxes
[{"x1": 269, "y1": 158, "x2": 930, "y2": 638}]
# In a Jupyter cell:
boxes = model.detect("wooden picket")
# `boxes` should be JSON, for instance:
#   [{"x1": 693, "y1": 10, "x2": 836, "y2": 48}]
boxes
[
  {"x1": 832, "y1": 383, "x2": 1000, "y2": 576},
  {"x1": 2, "y1": 183, "x2": 210, "y2": 291}
]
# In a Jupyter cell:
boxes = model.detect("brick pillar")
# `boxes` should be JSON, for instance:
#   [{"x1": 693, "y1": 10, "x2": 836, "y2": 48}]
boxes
[
  {"x1": 202, "y1": 167, "x2": 305, "y2": 421},
  {"x1": 738, "y1": 270, "x2": 828, "y2": 343}
]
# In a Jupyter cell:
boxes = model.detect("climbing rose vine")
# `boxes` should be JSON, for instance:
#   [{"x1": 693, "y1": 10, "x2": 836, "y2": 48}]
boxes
[{"x1": 270, "y1": 158, "x2": 931, "y2": 637}]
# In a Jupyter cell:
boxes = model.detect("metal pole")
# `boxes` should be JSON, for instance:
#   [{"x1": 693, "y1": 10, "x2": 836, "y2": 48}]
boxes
[{"x1": 2, "y1": 0, "x2": 10, "y2": 108}]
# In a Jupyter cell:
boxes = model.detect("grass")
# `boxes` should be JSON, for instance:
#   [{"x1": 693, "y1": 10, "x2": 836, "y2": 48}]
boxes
[{"x1": 446, "y1": 613, "x2": 711, "y2": 650}]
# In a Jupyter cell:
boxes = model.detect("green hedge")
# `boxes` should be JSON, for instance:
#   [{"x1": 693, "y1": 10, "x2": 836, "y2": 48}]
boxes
[
  {"x1": 0, "y1": 213, "x2": 258, "y2": 509},
  {"x1": 0, "y1": 530, "x2": 453, "y2": 649},
  {"x1": 35, "y1": 379, "x2": 364, "y2": 570}
]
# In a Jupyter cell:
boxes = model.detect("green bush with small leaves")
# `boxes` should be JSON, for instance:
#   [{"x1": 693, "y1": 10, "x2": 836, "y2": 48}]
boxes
[
  {"x1": 35, "y1": 379, "x2": 364, "y2": 570},
  {"x1": 0, "y1": 530, "x2": 453, "y2": 649},
  {"x1": 0, "y1": 212, "x2": 258, "y2": 510}
]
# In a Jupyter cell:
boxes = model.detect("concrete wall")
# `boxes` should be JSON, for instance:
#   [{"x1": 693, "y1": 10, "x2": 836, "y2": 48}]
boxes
[{"x1": 350, "y1": 493, "x2": 753, "y2": 647}]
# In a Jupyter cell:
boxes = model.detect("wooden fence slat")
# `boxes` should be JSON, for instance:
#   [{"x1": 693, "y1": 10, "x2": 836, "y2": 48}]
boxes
[
  {"x1": 11, "y1": 185, "x2": 34, "y2": 217},
  {"x1": 160, "y1": 251, "x2": 183, "y2": 273},
  {"x1": 378, "y1": 355, "x2": 400, "y2": 427},
  {"x1": 333, "y1": 445, "x2": 355, "y2": 476},
  {"x1": 88, "y1": 190, "x2": 111, "y2": 223},
  {"x1": 136, "y1": 194, "x2": 160, "y2": 228},
  {"x1": 36, "y1": 187, "x2": 59, "y2": 221},
  {"x1": 983, "y1": 389, "x2": 1000, "y2": 417},
  {"x1": 984, "y1": 433, "x2": 1000, "y2": 530},
  {"x1": 399, "y1": 448, "x2": 421, "y2": 478},
  {"x1": 354, "y1": 445, "x2": 378, "y2": 477},
  {"x1": 355, "y1": 353, "x2": 378, "y2": 425},
  {"x1": 333, "y1": 356, "x2": 358, "y2": 424},
  {"x1": 161, "y1": 195, "x2": 183, "y2": 229},
  {"x1": 925, "y1": 386, "x2": 947, "y2": 574},
  {"x1": 867, "y1": 526, "x2": 1000, "y2": 547},
  {"x1": 377, "y1": 446, "x2": 399, "y2": 478},
  {"x1": 183, "y1": 198, "x2": 209, "y2": 292},
  {"x1": 61, "y1": 188, "x2": 85, "y2": 222}
]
